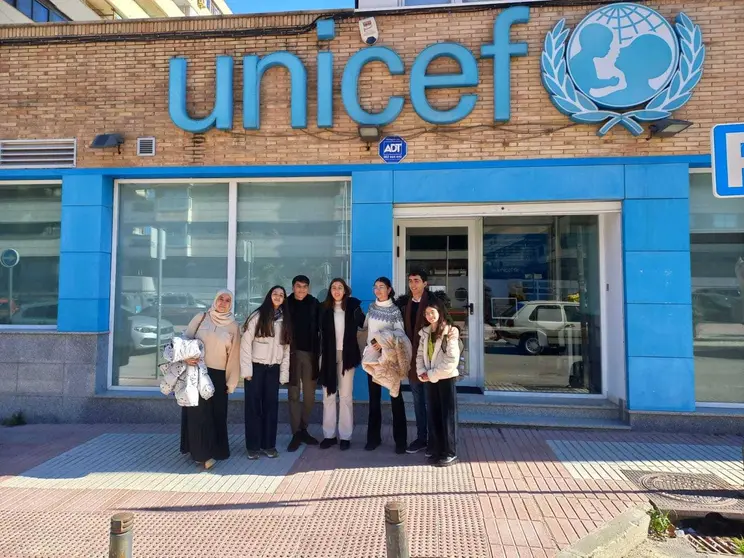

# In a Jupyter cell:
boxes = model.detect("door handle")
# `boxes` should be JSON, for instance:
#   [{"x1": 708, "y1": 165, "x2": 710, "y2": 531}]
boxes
[{"x1": 464, "y1": 302, "x2": 474, "y2": 315}]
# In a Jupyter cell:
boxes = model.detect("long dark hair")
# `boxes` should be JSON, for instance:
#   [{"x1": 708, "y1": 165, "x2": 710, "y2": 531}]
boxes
[
  {"x1": 374, "y1": 276, "x2": 396, "y2": 302},
  {"x1": 244, "y1": 285, "x2": 292, "y2": 345},
  {"x1": 322, "y1": 277, "x2": 351, "y2": 310},
  {"x1": 425, "y1": 295, "x2": 453, "y2": 342}
]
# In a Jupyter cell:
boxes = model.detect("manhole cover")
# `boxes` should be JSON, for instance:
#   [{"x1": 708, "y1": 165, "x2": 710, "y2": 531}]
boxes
[{"x1": 622, "y1": 470, "x2": 744, "y2": 515}]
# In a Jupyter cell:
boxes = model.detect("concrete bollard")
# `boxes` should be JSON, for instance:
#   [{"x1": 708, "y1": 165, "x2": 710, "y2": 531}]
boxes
[
  {"x1": 385, "y1": 500, "x2": 410, "y2": 558},
  {"x1": 108, "y1": 512, "x2": 134, "y2": 558}
]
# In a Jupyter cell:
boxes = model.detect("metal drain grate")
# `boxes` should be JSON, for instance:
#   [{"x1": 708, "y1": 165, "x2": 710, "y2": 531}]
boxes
[
  {"x1": 622, "y1": 470, "x2": 744, "y2": 515},
  {"x1": 688, "y1": 534, "x2": 741, "y2": 555}
]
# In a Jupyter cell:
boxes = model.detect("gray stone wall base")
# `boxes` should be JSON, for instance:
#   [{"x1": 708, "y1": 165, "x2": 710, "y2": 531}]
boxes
[
  {"x1": 629, "y1": 410, "x2": 744, "y2": 435},
  {"x1": 0, "y1": 394, "x2": 380, "y2": 426}
]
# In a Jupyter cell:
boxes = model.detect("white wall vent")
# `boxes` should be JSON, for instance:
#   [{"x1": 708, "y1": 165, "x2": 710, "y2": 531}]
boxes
[
  {"x1": 137, "y1": 137, "x2": 156, "y2": 157},
  {"x1": 0, "y1": 139, "x2": 77, "y2": 168}
]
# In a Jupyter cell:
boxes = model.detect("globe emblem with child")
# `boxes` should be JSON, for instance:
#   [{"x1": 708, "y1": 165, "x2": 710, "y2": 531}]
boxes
[{"x1": 541, "y1": 3, "x2": 706, "y2": 137}]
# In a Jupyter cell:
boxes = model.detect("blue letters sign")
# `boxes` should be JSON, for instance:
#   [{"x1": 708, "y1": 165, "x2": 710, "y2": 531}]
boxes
[
  {"x1": 0, "y1": 249, "x2": 19, "y2": 268},
  {"x1": 541, "y1": 3, "x2": 705, "y2": 136},
  {"x1": 168, "y1": 8, "x2": 531, "y2": 133},
  {"x1": 379, "y1": 136, "x2": 407, "y2": 164},
  {"x1": 712, "y1": 123, "x2": 744, "y2": 198}
]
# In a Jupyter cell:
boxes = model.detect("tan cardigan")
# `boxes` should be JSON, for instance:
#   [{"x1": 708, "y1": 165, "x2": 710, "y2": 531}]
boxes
[{"x1": 185, "y1": 312, "x2": 241, "y2": 393}]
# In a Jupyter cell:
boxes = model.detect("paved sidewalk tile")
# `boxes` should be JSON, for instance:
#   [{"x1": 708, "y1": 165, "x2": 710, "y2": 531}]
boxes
[{"x1": 1, "y1": 424, "x2": 743, "y2": 557}]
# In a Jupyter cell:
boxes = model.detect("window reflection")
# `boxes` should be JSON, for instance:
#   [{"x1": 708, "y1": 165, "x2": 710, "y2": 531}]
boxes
[
  {"x1": 0, "y1": 184, "x2": 61, "y2": 327},
  {"x1": 112, "y1": 184, "x2": 228, "y2": 387},
  {"x1": 484, "y1": 216, "x2": 602, "y2": 394},
  {"x1": 691, "y1": 173, "x2": 744, "y2": 403},
  {"x1": 234, "y1": 181, "x2": 351, "y2": 323}
]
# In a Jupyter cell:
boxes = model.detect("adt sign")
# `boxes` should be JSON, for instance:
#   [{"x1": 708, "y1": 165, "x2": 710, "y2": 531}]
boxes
[
  {"x1": 712, "y1": 123, "x2": 744, "y2": 198},
  {"x1": 379, "y1": 136, "x2": 407, "y2": 164}
]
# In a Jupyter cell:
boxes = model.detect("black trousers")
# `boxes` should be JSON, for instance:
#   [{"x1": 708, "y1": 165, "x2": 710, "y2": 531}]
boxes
[
  {"x1": 367, "y1": 374, "x2": 408, "y2": 450},
  {"x1": 244, "y1": 363, "x2": 280, "y2": 452},
  {"x1": 425, "y1": 377, "x2": 458, "y2": 459},
  {"x1": 180, "y1": 368, "x2": 230, "y2": 462}
]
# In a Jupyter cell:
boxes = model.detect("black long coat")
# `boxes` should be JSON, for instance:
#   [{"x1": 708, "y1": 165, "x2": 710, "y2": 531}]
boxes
[{"x1": 318, "y1": 297, "x2": 365, "y2": 395}]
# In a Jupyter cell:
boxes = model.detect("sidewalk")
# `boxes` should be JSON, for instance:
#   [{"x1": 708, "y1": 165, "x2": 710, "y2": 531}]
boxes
[{"x1": 0, "y1": 423, "x2": 742, "y2": 558}]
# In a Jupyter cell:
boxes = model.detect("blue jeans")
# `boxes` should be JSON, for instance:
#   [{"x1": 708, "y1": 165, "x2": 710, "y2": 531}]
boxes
[{"x1": 410, "y1": 381, "x2": 428, "y2": 442}]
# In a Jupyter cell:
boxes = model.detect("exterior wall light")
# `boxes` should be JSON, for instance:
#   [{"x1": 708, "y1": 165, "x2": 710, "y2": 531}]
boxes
[
  {"x1": 358, "y1": 126, "x2": 381, "y2": 149},
  {"x1": 649, "y1": 119, "x2": 693, "y2": 139},
  {"x1": 91, "y1": 133, "x2": 124, "y2": 154}
]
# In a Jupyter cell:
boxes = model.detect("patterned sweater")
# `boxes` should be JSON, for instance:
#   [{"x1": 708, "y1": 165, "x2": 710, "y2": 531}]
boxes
[{"x1": 364, "y1": 299, "x2": 405, "y2": 345}]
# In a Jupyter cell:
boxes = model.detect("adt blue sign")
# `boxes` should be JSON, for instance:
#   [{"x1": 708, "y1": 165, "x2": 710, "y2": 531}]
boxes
[
  {"x1": 542, "y1": 3, "x2": 705, "y2": 136},
  {"x1": 0, "y1": 249, "x2": 19, "y2": 269},
  {"x1": 379, "y1": 136, "x2": 407, "y2": 164},
  {"x1": 712, "y1": 123, "x2": 744, "y2": 198}
]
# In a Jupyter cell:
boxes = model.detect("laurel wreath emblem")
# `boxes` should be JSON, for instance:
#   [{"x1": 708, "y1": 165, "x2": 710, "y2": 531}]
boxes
[{"x1": 541, "y1": 12, "x2": 705, "y2": 137}]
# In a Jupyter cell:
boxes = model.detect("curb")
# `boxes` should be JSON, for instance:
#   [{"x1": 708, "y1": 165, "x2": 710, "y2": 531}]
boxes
[{"x1": 557, "y1": 504, "x2": 650, "y2": 558}]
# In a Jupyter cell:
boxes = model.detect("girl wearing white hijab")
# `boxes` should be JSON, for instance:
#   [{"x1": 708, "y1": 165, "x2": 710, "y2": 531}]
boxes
[{"x1": 180, "y1": 289, "x2": 241, "y2": 469}]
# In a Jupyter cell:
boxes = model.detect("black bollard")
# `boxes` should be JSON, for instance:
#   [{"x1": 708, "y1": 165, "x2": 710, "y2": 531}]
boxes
[
  {"x1": 385, "y1": 500, "x2": 410, "y2": 558},
  {"x1": 109, "y1": 512, "x2": 134, "y2": 558}
]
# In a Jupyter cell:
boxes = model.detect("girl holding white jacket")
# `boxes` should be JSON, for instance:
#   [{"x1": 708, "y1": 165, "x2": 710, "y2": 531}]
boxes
[
  {"x1": 241, "y1": 286, "x2": 291, "y2": 460},
  {"x1": 416, "y1": 296, "x2": 461, "y2": 468}
]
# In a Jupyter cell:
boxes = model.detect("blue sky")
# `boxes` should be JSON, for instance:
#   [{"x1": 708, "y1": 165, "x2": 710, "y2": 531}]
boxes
[{"x1": 227, "y1": 0, "x2": 354, "y2": 14}]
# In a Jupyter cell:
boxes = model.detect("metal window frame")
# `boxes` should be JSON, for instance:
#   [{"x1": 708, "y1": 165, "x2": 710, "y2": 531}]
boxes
[
  {"x1": 107, "y1": 176, "x2": 352, "y2": 391},
  {"x1": 0, "y1": 179, "x2": 63, "y2": 332}
]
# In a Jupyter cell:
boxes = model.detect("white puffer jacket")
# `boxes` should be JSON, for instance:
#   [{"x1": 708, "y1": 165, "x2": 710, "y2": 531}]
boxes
[
  {"x1": 159, "y1": 337, "x2": 215, "y2": 406},
  {"x1": 416, "y1": 324, "x2": 461, "y2": 383},
  {"x1": 240, "y1": 312, "x2": 291, "y2": 384}
]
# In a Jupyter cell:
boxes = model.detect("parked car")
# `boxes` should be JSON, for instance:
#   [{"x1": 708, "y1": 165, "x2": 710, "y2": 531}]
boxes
[
  {"x1": 9, "y1": 301, "x2": 58, "y2": 325},
  {"x1": 129, "y1": 314, "x2": 174, "y2": 353},
  {"x1": 11, "y1": 302, "x2": 174, "y2": 353},
  {"x1": 138, "y1": 293, "x2": 209, "y2": 326},
  {"x1": 0, "y1": 298, "x2": 19, "y2": 323},
  {"x1": 692, "y1": 287, "x2": 742, "y2": 324},
  {"x1": 493, "y1": 301, "x2": 583, "y2": 356}
]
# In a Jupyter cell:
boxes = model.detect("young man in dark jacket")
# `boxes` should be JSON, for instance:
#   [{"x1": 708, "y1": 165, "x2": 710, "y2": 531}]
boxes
[
  {"x1": 396, "y1": 269, "x2": 433, "y2": 455},
  {"x1": 286, "y1": 275, "x2": 321, "y2": 452}
]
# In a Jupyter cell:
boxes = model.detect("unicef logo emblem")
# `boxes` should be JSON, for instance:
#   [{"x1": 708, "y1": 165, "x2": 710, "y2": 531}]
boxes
[{"x1": 541, "y1": 3, "x2": 705, "y2": 136}]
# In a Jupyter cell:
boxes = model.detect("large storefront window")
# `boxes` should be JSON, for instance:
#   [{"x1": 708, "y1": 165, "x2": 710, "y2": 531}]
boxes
[
  {"x1": 111, "y1": 179, "x2": 350, "y2": 388},
  {"x1": 234, "y1": 180, "x2": 350, "y2": 323},
  {"x1": 483, "y1": 216, "x2": 602, "y2": 393},
  {"x1": 0, "y1": 183, "x2": 61, "y2": 327},
  {"x1": 691, "y1": 173, "x2": 744, "y2": 403}
]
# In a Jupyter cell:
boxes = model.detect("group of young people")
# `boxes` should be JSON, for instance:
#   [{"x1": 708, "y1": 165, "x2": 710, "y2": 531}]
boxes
[{"x1": 177, "y1": 270, "x2": 462, "y2": 471}]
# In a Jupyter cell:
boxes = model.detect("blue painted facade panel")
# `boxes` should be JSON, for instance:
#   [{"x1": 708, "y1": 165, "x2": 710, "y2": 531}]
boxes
[
  {"x1": 58, "y1": 175, "x2": 114, "y2": 333},
  {"x1": 627, "y1": 356, "x2": 695, "y2": 412},
  {"x1": 623, "y1": 199, "x2": 691, "y2": 252},
  {"x1": 1, "y1": 156, "x2": 704, "y2": 413},
  {"x1": 624, "y1": 251, "x2": 692, "y2": 305},
  {"x1": 393, "y1": 165, "x2": 625, "y2": 203}
]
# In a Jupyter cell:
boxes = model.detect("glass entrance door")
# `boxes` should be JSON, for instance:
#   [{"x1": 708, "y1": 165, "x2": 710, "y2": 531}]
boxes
[
  {"x1": 482, "y1": 216, "x2": 603, "y2": 394},
  {"x1": 397, "y1": 221, "x2": 479, "y2": 388}
]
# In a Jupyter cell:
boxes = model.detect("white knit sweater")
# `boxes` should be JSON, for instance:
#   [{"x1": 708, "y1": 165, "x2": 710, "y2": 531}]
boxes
[{"x1": 365, "y1": 299, "x2": 404, "y2": 345}]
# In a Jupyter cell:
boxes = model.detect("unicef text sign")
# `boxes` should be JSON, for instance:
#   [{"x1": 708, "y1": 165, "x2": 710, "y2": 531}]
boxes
[
  {"x1": 169, "y1": 3, "x2": 704, "y2": 138},
  {"x1": 169, "y1": 8, "x2": 530, "y2": 133},
  {"x1": 542, "y1": 3, "x2": 705, "y2": 137}
]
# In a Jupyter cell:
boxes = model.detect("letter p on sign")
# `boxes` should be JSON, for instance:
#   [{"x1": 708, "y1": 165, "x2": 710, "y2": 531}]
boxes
[{"x1": 712, "y1": 123, "x2": 744, "y2": 198}]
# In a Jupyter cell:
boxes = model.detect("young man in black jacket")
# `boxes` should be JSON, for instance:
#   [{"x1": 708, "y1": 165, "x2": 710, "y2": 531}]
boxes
[{"x1": 286, "y1": 275, "x2": 321, "y2": 452}]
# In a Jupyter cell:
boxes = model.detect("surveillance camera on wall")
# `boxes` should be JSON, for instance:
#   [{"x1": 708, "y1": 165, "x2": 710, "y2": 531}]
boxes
[{"x1": 359, "y1": 17, "x2": 379, "y2": 45}]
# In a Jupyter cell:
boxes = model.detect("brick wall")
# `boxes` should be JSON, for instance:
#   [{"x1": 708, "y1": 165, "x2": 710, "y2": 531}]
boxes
[{"x1": 0, "y1": 0, "x2": 740, "y2": 167}]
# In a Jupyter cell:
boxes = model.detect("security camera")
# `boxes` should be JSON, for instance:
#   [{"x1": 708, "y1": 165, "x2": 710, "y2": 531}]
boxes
[{"x1": 359, "y1": 17, "x2": 379, "y2": 45}]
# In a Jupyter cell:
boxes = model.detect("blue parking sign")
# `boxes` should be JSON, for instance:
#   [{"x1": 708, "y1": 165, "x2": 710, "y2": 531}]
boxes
[
  {"x1": 379, "y1": 136, "x2": 407, "y2": 164},
  {"x1": 712, "y1": 123, "x2": 744, "y2": 198}
]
